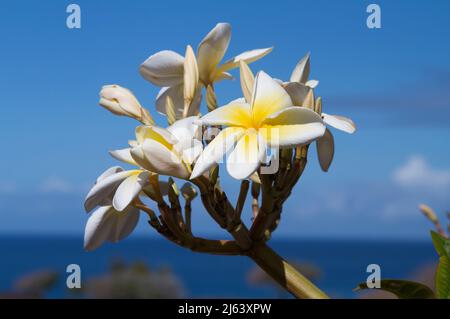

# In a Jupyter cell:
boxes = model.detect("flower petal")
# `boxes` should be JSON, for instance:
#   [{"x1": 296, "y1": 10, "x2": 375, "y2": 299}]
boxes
[
  {"x1": 84, "y1": 206, "x2": 115, "y2": 251},
  {"x1": 260, "y1": 107, "x2": 326, "y2": 147},
  {"x1": 316, "y1": 128, "x2": 335, "y2": 172},
  {"x1": 156, "y1": 84, "x2": 202, "y2": 118},
  {"x1": 135, "y1": 125, "x2": 178, "y2": 146},
  {"x1": 156, "y1": 85, "x2": 183, "y2": 115},
  {"x1": 290, "y1": 52, "x2": 310, "y2": 83},
  {"x1": 190, "y1": 127, "x2": 245, "y2": 179},
  {"x1": 218, "y1": 47, "x2": 273, "y2": 73},
  {"x1": 84, "y1": 170, "x2": 137, "y2": 212},
  {"x1": 239, "y1": 61, "x2": 255, "y2": 103},
  {"x1": 198, "y1": 99, "x2": 252, "y2": 127},
  {"x1": 168, "y1": 117, "x2": 203, "y2": 164},
  {"x1": 84, "y1": 205, "x2": 140, "y2": 251},
  {"x1": 226, "y1": 130, "x2": 265, "y2": 180},
  {"x1": 113, "y1": 171, "x2": 150, "y2": 211},
  {"x1": 168, "y1": 116, "x2": 201, "y2": 142},
  {"x1": 140, "y1": 50, "x2": 184, "y2": 87},
  {"x1": 197, "y1": 23, "x2": 231, "y2": 84},
  {"x1": 181, "y1": 139, "x2": 203, "y2": 165},
  {"x1": 306, "y1": 79, "x2": 319, "y2": 88},
  {"x1": 251, "y1": 71, "x2": 293, "y2": 126},
  {"x1": 284, "y1": 82, "x2": 311, "y2": 107},
  {"x1": 322, "y1": 113, "x2": 356, "y2": 134},
  {"x1": 109, "y1": 148, "x2": 137, "y2": 166},
  {"x1": 99, "y1": 85, "x2": 144, "y2": 119},
  {"x1": 96, "y1": 166, "x2": 124, "y2": 184},
  {"x1": 141, "y1": 138, "x2": 190, "y2": 179}
]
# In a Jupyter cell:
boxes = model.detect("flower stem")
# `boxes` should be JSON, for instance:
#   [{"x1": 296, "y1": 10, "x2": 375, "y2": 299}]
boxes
[{"x1": 247, "y1": 242, "x2": 330, "y2": 299}]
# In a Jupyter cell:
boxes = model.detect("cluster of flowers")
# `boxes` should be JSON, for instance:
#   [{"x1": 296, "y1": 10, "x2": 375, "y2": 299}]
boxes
[{"x1": 83, "y1": 23, "x2": 355, "y2": 251}]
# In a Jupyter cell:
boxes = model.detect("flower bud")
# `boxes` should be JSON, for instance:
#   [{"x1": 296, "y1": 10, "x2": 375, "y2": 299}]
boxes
[{"x1": 99, "y1": 85, "x2": 154, "y2": 124}]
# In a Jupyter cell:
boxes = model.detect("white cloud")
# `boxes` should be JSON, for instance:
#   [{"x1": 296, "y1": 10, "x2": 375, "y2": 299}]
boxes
[
  {"x1": 392, "y1": 155, "x2": 450, "y2": 189},
  {"x1": 38, "y1": 177, "x2": 74, "y2": 194}
]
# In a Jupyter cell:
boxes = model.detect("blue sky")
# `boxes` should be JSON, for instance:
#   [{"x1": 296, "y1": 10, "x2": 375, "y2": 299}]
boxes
[{"x1": 1, "y1": 0, "x2": 450, "y2": 239}]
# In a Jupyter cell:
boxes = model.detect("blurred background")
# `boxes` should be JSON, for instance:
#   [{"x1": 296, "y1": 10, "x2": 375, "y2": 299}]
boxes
[{"x1": 0, "y1": 0, "x2": 449, "y2": 298}]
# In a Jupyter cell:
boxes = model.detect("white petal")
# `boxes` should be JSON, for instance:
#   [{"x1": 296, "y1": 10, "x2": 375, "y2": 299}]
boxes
[
  {"x1": 214, "y1": 72, "x2": 233, "y2": 82},
  {"x1": 84, "y1": 206, "x2": 115, "y2": 251},
  {"x1": 322, "y1": 113, "x2": 356, "y2": 134},
  {"x1": 156, "y1": 85, "x2": 183, "y2": 115},
  {"x1": 96, "y1": 166, "x2": 124, "y2": 184},
  {"x1": 109, "y1": 148, "x2": 137, "y2": 166},
  {"x1": 198, "y1": 100, "x2": 252, "y2": 127},
  {"x1": 84, "y1": 170, "x2": 136, "y2": 212},
  {"x1": 156, "y1": 84, "x2": 201, "y2": 118},
  {"x1": 112, "y1": 206, "x2": 140, "y2": 242},
  {"x1": 141, "y1": 139, "x2": 190, "y2": 179},
  {"x1": 130, "y1": 145, "x2": 151, "y2": 171},
  {"x1": 218, "y1": 47, "x2": 273, "y2": 72},
  {"x1": 135, "y1": 125, "x2": 178, "y2": 145},
  {"x1": 251, "y1": 71, "x2": 293, "y2": 126},
  {"x1": 226, "y1": 130, "x2": 265, "y2": 180},
  {"x1": 99, "y1": 85, "x2": 143, "y2": 119},
  {"x1": 306, "y1": 79, "x2": 319, "y2": 88},
  {"x1": 181, "y1": 139, "x2": 203, "y2": 165},
  {"x1": 190, "y1": 127, "x2": 245, "y2": 179},
  {"x1": 316, "y1": 128, "x2": 335, "y2": 172},
  {"x1": 284, "y1": 82, "x2": 311, "y2": 107},
  {"x1": 140, "y1": 50, "x2": 184, "y2": 86},
  {"x1": 197, "y1": 23, "x2": 231, "y2": 84},
  {"x1": 260, "y1": 107, "x2": 326, "y2": 147},
  {"x1": 239, "y1": 61, "x2": 255, "y2": 103},
  {"x1": 168, "y1": 116, "x2": 201, "y2": 143},
  {"x1": 113, "y1": 171, "x2": 150, "y2": 211},
  {"x1": 84, "y1": 206, "x2": 140, "y2": 251},
  {"x1": 290, "y1": 52, "x2": 310, "y2": 83}
]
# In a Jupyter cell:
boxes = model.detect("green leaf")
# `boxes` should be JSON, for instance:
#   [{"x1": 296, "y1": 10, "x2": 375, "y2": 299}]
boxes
[
  {"x1": 355, "y1": 280, "x2": 435, "y2": 299},
  {"x1": 431, "y1": 231, "x2": 450, "y2": 259},
  {"x1": 436, "y1": 256, "x2": 450, "y2": 299},
  {"x1": 430, "y1": 231, "x2": 450, "y2": 299}
]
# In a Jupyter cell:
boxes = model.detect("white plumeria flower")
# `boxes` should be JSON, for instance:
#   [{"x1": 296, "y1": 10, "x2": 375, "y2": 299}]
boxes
[
  {"x1": 190, "y1": 71, "x2": 326, "y2": 180},
  {"x1": 99, "y1": 85, "x2": 153, "y2": 124},
  {"x1": 140, "y1": 22, "x2": 272, "y2": 118},
  {"x1": 84, "y1": 166, "x2": 142, "y2": 251},
  {"x1": 127, "y1": 116, "x2": 203, "y2": 179},
  {"x1": 84, "y1": 166, "x2": 150, "y2": 213}
]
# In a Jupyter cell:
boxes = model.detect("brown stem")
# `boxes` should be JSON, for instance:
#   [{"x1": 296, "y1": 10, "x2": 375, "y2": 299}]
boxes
[{"x1": 247, "y1": 242, "x2": 329, "y2": 299}]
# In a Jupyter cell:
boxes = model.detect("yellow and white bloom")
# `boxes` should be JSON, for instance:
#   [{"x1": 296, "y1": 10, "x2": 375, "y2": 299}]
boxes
[
  {"x1": 190, "y1": 71, "x2": 326, "y2": 180},
  {"x1": 140, "y1": 23, "x2": 272, "y2": 118},
  {"x1": 127, "y1": 116, "x2": 203, "y2": 179},
  {"x1": 99, "y1": 85, "x2": 154, "y2": 124},
  {"x1": 84, "y1": 166, "x2": 143, "y2": 251}
]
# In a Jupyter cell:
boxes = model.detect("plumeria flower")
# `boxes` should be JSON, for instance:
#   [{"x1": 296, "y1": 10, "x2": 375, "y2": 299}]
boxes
[
  {"x1": 190, "y1": 71, "x2": 326, "y2": 180},
  {"x1": 140, "y1": 22, "x2": 272, "y2": 118},
  {"x1": 84, "y1": 166, "x2": 144, "y2": 251},
  {"x1": 99, "y1": 85, "x2": 154, "y2": 125},
  {"x1": 84, "y1": 166, "x2": 150, "y2": 214},
  {"x1": 126, "y1": 116, "x2": 203, "y2": 179}
]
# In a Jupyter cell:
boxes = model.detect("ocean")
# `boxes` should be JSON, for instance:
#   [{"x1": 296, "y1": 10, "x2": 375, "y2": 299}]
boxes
[{"x1": 0, "y1": 236, "x2": 437, "y2": 298}]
